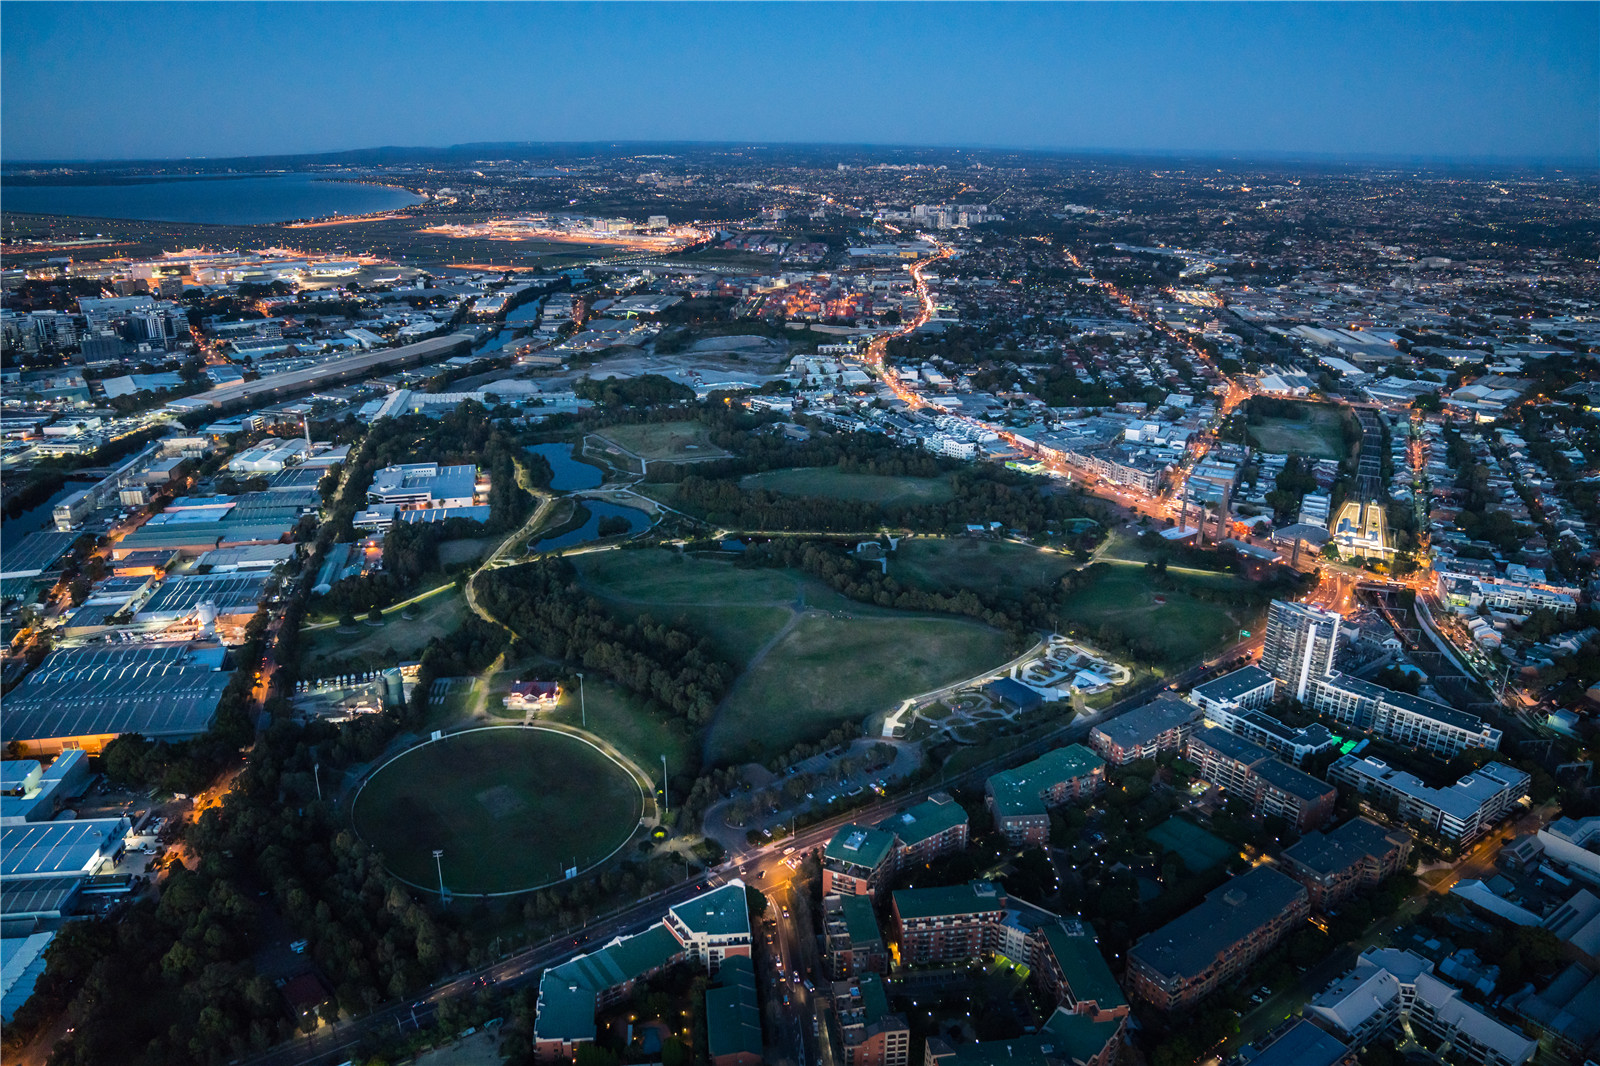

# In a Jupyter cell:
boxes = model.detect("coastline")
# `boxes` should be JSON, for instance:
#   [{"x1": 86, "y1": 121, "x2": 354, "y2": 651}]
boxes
[{"x1": 0, "y1": 173, "x2": 423, "y2": 227}]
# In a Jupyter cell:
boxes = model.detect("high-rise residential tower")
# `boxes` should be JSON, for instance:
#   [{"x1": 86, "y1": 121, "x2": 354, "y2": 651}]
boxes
[{"x1": 1261, "y1": 599, "x2": 1341, "y2": 702}]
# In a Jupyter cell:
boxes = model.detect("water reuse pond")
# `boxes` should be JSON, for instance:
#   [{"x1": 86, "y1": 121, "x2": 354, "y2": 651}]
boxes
[
  {"x1": 527, "y1": 442, "x2": 604, "y2": 491},
  {"x1": 535, "y1": 501, "x2": 651, "y2": 551},
  {"x1": 351, "y1": 727, "x2": 644, "y2": 895}
]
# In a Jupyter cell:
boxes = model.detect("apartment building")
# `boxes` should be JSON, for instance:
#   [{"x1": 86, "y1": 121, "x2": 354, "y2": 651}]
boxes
[
  {"x1": 879, "y1": 792, "x2": 969, "y2": 867},
  {"x1": 1307, "y1": 673, "x2": 1502, "y2": 758},
  {"x1": 985, "y1": 744, "x2": 1106, "y2": 845},
  {"x1": 823, "y1": 825, "x2": 899, "y2": 899},
  {"x1": 1280, "y1": 817, "x2": 1412, "y2": 910},
  {"x1": 1328, "y1": 756, "x2": 1529, "y2": 846},
  {"x1": 1193, "y1": 666, "x2": 1338, "y2": 766},
  {"x1": 1308, "y1": 948, "x2": 1535, "y2": 1066},
  {"x1": 1261, "y1": 600, "x2": 1341, "y2": 702},
  {"x1": 833, "y1": 974, "x2": 910, "y2": 1066},
  {"x1": 824, "y1": 894, "x2": 888, "y2": 978},
  {"x1": 1088, "y1": 694, "x2": 1201, "y2": 766},
  {"x1": 1184, "y1": 725, "x2": 1337, "y2": 833},
  {"x1": 891, "y1": 882, "x2": 1008, "y2": 965},
  {"x1": 1188, "y1": 665, "x2": 1277, "y2": 718},
  {"x1": 1127, "y1": 866, "x2": 1311, "y2": 1011}
]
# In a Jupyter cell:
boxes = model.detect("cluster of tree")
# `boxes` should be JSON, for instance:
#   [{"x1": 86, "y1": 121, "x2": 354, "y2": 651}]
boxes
[
  {"x1": 402, "y1": 610, "x2": 509, "y2": 728},
  {"x1": 476, "y1": 559, "x2": 732, "y2": 725},
  {"x1": 19, "y1": 718, "x2": 467, "y2": 1066},
  {"x1": 574, "y1": 374, "x2": 695, "y2": 407},
  {"x1": 670, "y1": 466, "x2": 1097, "y2": 537}
]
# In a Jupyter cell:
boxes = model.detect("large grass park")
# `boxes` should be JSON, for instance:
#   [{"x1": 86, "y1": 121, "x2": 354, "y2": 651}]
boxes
[{"x1": 570, "y1": 548, "x2": 1014, "y2": 762}]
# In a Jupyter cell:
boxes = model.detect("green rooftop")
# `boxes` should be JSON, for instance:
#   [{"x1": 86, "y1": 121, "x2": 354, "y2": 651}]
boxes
[
  {"x1": 1041, "y1": 923, "x2": 1125, "y2": 1011},
  {"x1": 669, "y1": 882, "x2": 751, "y2": 938},
  {"x1": 535, "y1": 923, "x2": 685, "y2": 1042},
  {"x1": 986, "y1": 744, "x2": 1105, "y2": 818},
  {"x1": 1041, "y1": 1007, "x2": 1123, "y2": 1064},
  {"x1": 824, "y1": 824, "x2": 897, "y2": 871},
  {"x1": 705, "y1": 955, "x2": 762, "y2": 1060},
  {"x1": 879, "y1": 792, "x2": 968, "y2": 847},
  {"x1": 892, "y1": 881, "x2": 1005, "y2": 922},
  {"x1": 839, "y1": 894, "x2": 883, "y2": 947},
  {"x1": 857, "y1": 972, "x2": 891, "y2": 1022}
]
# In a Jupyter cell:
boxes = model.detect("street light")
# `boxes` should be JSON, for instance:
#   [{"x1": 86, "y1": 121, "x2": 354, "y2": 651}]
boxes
[
  {"x1": 576, "y1": 671, "x2": 586, "y2": 728},
  {"x1": 433, "y1": 849, "x2": 446, "y2": 899}
]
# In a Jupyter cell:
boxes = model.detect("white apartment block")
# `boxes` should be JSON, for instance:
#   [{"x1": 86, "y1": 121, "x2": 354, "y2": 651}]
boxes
[
  {"x1": 1308, "y1": 673, "x2": 1501, "y2": 758},
  {"x1": 1329, "y1": 756, "x2": 1528, "y2": 846}
]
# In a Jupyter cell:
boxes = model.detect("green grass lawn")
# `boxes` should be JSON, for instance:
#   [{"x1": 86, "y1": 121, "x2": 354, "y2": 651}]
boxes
[
  {"x1": 738, "y1": 466, "x2": 955, "y2": 506},
  {"x1": 1248, "y1": 405, "x2": 1347, "y2": 459},
  {"x1": 573, "y1": 548, "x2": 1015, "y2": 762},
  {"x1": 352, "y1": 727, "x2": 642, "y2": 894},
  {"x1": 542, "y1": 677, "x2": 697, "y2": 776},
  {"x1": 595, "y1": 421, "x2": 728, "y2": 463},
  {"x1": 302, "y1": 587, "x2": 466, "y2": 666},
  {"x1": 708, "y1": 613, "x2": 1011, "y2": 762},
  {"x1": 1059, "y1": 563, "x2": 1254, "y2": 666},
  {"x1": 892, "y1": 537, "x2": 1076, "y2": 594}
]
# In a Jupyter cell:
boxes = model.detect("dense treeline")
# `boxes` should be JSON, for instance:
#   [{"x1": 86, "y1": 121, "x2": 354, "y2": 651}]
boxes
[
  {"x1": 669, "y1": 466, "x2": 1096, "y2": 535},
  {"x1": 574, "y1": 374, "x2": 696, "y2": 406},
  {"x1": 25, "y1": 715, "x2": 465, "y2": 1066},
  {"x1": 476, "y1": 559, "x2": 733, "y2": 725}
]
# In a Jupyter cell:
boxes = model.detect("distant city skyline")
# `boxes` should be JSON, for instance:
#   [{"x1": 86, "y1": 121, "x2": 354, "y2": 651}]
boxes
[{"x1": 2, "y1": 1, "x2": 1596, "y2": 164}]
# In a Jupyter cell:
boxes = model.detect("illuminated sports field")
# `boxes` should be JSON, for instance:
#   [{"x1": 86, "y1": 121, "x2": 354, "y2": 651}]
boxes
[{"x1": 352, "y1": 727, "x2": 643, "y2": 895}]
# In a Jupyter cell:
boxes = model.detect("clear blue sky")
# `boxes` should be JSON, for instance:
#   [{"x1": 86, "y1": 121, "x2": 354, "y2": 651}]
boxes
[{"x1": 3, "y1": 2, "x2": 1595, "y2": 163}]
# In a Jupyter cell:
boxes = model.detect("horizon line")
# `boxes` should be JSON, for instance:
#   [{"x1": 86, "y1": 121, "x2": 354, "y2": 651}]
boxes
[{"x1": 4, "y1": 138, "x2": 1597, "y2": 172}]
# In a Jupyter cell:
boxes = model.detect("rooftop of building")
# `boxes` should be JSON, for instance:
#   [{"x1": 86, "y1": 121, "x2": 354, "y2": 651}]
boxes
[
  {"x1": 1, "y1": 819, "x2": 127, "y2": 879},
  {"x1": 1282, "y1": 817, "x2": 1409, "y2": 877},
  {"x1": 705, "y1": 955, "x2": 762, "y2": 1061},
  {"x1": 668, "y1": 881, "x2": 750, "y2": 939},
  {"x1": 893, "y1": 880, "x2": 1007, "y2": 922},
  {"x1": 986, "y1": 744, "x2": 1104, "y2": 818},
  {"x1": 1040, "y1": 922, "x2": 1125, "y2": 1011},
  {"x1": 879, "y1": 792, "x2": 967, "y2": 848},
  {"x1": 1128, "y1": 866, "x2": 1307, "y2": 981},
  {"x1": 3, "y1": 642, "x2": 232, "y2": 743},
  {"x1": 1332, "y1": 756, "x2": 1530, "y2": 820},
  {"x1": 1191, "y1": 665, "x2": 1276, "y2": 704},
  {"x1": 833, "y1": 893, "x2": 883, "y2": 948},
  {"x1": 1090, "y1": 693, "x2": 1200, "y2": 749},
  {"x1": 1318, "y1": 671, "x2": 1488, "y2": 734},
  {"x1": 824, "y1": 824, "x2": 897, "y2": 872},
  {"x1": 1246, "y1": 1018, "x2": 1350, "y2": 1066}
]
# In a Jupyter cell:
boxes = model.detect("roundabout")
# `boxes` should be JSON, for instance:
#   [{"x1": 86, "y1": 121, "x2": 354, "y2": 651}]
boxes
[{"x1": 352, "y1": 725, "x2": 646, "y2": 896}]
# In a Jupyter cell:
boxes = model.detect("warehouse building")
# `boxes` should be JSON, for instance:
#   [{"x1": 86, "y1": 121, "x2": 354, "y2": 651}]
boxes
[{"x1": 3, "y1": 643, "x2": 232, "y2": 756}]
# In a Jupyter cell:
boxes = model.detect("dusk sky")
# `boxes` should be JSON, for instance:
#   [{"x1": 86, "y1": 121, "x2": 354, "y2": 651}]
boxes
[{"x1": 2, "y1": 2, "x2": 1595, "y2": 164}]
